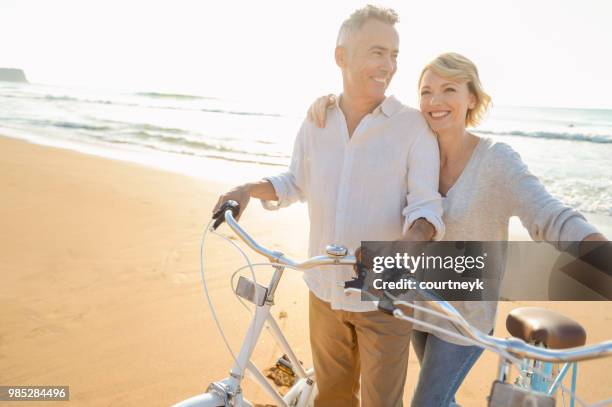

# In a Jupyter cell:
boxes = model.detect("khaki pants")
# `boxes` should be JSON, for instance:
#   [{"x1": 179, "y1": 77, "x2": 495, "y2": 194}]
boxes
[{"x1": 309, "y1": 291, "x2": 413, "y2": 407}]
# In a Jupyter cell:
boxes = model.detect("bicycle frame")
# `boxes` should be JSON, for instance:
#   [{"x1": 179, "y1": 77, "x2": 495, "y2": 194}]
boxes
[
  {"x1": 223, "y1": 263, "x2": 317, "y2": 407},
  {"x1": 173, "y1": 208, "x2": 612, "y2": 407},
  {"x1": 174, "y1": 263, "x2": 316, "y2": 407},
  {"x1": 387, "y1": 296, "x2": 611, "y2": 407},
  {"x1": 507, "y1": 349, "x2": 579, "y2": 407}
]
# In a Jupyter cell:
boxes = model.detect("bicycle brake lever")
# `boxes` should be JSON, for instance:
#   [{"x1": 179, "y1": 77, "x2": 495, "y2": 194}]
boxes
[
  {"x1": 212, "y1": 200, "x2": 241, "y2": 230},
  {"x1": 343, "y1": 263, "x2": 398, "y2": 315},
  {"x1": 343, "y1": 261, "x2": 369, "y2": 293}
]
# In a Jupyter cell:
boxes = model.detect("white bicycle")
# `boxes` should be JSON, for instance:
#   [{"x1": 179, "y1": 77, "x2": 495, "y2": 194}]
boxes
[{"x1": 172, "y1": 201, "x2": 612, "y2": 407}]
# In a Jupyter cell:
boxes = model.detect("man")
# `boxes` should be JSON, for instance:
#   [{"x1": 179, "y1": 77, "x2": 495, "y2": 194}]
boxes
[{"x1": 213, "y1": 5, "x2": 444, "y2": 406}]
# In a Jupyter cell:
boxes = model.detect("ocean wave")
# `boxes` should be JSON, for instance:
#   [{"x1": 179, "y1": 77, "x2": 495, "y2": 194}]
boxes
[
  {"x1": 54, "y1": 121, "x2": 112, "y2": 131},
  {"x1": 91, "y1": 132, "x2": 287, "y2": 166},
  {"x1": 26, "y1": 92, "x2": 282, "y2": 117},
  {"x1": 201, "y1": 153, "x2": 286, "y2": 167},
  {"x1": 6, "y1": 91, "x2": 189, "y2": 109},
  {"x1": 475, "y1": 129, "x2": 612, "y2": 144},
  {"x1": 6, "y1": 93, "x2": 137, "y2": 107},
  {"x1": 131, "y1": 123, "x2": 187, "y2": 135},
  {"x1": 44, "y1": 95, "x2": 116, "y2": 105},
  {"x1": 8, "y1": 118, "x2": 113, "y2": 132},
  {"x1": 135, "y1": 91, "x2": 215, "y2": 100},
  {"x1": 200, "y1": 108, "x2": 281, "y2": 117},
  {"x1": 43, "y1": 95, "x2": 80, "y2": 102},
  {"x1": 122, "y1": 130, "x2": 288, "y2": 159}
]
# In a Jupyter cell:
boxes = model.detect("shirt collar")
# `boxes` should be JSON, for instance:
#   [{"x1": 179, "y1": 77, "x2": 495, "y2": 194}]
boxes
[
  {"x1": 335, "y1": 94, "x2": 402, "y2": 118},
  {"x1": 376, "y1": 95, "x2": 402, "y2": 117}
]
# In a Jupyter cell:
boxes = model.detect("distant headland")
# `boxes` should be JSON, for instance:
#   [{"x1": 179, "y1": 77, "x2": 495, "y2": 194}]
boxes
[{"x1": 0, "y1": 68, "x2": 28, "y2": 83}]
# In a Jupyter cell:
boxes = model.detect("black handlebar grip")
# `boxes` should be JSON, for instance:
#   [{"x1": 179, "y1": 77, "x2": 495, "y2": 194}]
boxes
[{"x1": 212, "y1": 200, "x2": 241, "y2": 230}]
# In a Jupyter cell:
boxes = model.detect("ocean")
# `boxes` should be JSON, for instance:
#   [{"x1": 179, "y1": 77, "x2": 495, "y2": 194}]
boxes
[{"x1": 1, "y1": 82, "x2": 610, "y2": 219}]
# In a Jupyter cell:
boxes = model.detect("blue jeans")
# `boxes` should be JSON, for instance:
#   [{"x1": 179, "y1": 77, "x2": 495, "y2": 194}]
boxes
[{"x1": 411, "y1": 330, "x2": 485, "y2": 407}]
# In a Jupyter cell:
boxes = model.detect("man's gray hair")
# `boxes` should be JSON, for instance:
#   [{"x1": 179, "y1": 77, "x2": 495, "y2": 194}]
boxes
[{"x1": 336, "y1": 4, "x2": 399, "y2": 46}]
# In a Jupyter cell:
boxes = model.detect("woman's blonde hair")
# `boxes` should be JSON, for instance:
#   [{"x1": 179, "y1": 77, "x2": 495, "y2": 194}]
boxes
[{"x1": 418, "y1": 52, "x2": 492, "y2": 128}]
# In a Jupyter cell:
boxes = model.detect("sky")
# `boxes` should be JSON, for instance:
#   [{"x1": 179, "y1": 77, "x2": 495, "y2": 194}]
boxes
[{"x1": 1, "y1": 0, "x2": 611, "y2": 110}]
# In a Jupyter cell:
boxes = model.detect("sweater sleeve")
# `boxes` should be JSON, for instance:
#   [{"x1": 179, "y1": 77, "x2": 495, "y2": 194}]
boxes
[{"x1": 498, "y1": 143, "x2": 599, "y2": 251}]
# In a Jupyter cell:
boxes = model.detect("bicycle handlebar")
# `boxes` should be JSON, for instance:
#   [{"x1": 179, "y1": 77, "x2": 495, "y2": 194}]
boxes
[
  {"x1": 219, "y1": 207, "x2": 612, "y2": 364},
  {"x1": 400, "y1": 297, "x2": 612, "y2": 363},
  {"x1": 222, "y1": 207, "x2": 357, "y2": 269}
]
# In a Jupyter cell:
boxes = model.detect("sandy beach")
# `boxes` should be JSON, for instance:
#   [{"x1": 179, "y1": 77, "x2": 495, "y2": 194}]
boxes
[{"x1": 1, "y1": 135, "x2": 610, "y2": 406}]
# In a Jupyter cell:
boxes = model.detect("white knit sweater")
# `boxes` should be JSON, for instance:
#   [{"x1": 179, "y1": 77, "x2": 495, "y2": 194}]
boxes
[{"x1": 414, "y1": 137, "x2": 600, "y2": 345}]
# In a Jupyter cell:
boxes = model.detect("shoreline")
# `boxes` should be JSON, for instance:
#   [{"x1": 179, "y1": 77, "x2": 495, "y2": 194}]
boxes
[
  {"x1": 0, "y1": 130, "x2": 285, "y2": 185},
  {"x1": 1, "y1": 135, "x2": 610, "y2": 405},
  {"x1": 3, "y1": 131, "x2": 611, "y2": 238}
]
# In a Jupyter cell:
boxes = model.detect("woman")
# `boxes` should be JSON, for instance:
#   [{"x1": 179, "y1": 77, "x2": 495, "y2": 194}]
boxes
[{"x1": 307, "y1": 52, "x2": 607, "y2": 407}]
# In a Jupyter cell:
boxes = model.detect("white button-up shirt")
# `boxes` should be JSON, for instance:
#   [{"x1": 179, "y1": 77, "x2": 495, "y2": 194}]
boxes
[{"x1": 262, "y1": 95, "x2": 444, "y2": 312}]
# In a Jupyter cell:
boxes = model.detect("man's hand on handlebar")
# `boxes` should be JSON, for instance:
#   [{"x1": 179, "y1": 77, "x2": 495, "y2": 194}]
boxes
[
  {"x1": 212, "y1": 180, "x2": 279, "y2": 224},
  {"x1": 213, "y1": 184, "x2": 251, "y2": 221}
]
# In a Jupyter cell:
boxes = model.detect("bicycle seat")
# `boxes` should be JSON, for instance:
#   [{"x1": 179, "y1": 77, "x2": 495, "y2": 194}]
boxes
[{"x1": 506, "y1": 307, "x2": 586, "y2": 349}]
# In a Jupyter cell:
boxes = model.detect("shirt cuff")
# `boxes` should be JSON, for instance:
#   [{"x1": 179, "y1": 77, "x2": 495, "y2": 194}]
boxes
[
  {"x1": 259, "y1": 176, "x2": 286, "y2": 211},
  {"x1": 403, "y1": 209, "x2": 445, "y2": 241}
]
